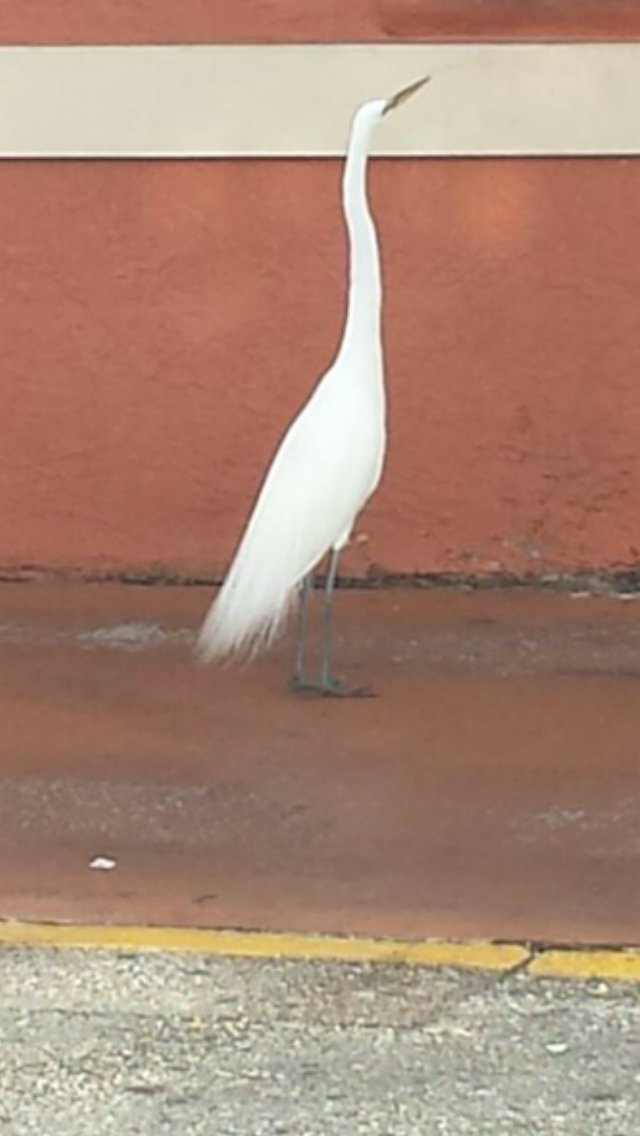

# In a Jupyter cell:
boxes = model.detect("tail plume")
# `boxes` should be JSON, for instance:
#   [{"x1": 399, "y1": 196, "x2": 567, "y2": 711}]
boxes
[{"x1": 196, "y1": 556, "x2": 297, "y2": 663}]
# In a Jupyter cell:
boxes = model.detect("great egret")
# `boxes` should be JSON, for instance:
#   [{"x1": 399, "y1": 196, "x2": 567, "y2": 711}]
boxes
[{"x1": 198, "y1": 76, "x2": 430, "y2": 695}]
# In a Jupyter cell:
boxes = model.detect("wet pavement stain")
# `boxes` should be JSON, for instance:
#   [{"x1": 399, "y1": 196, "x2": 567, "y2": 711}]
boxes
[{"x1": 0, "y1": 582, "x2": 639, "y2": 945}]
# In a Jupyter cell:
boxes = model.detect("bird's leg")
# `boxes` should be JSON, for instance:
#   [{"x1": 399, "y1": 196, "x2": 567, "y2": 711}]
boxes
[
  {"x1": 290, "y1": 573, "x2": 311, "y2": 687},
  {"x1": 291, "y1": 549, "x2": 374, "y2": 698},
  {"x1": 318, "y1": 549, "x2": 375, "y2": 697},
  {"x1": 319, "y1": 547, "x2": 340, "y2": 687}
]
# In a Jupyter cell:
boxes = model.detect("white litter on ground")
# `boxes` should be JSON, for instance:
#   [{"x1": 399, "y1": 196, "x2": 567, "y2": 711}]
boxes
[{"x1": 89, "y1": 856, "x2": 117, "y2": 871}]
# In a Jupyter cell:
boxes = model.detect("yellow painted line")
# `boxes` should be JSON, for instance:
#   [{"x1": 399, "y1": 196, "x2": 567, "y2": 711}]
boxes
[
  {"x1": 0, "y1": 921, "x2": 526, "y2": 972},
  {"x1": 529, "y1": 948, "x2": 640, "y2": 983},
  {"x1": 2, "y1": 922, "x2": 640, "y2": 981}
]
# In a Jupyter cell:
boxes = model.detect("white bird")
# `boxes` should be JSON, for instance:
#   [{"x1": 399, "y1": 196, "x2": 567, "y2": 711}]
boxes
[{"x1": 198, "y1": 76, "x2": 430, "y2": 696}]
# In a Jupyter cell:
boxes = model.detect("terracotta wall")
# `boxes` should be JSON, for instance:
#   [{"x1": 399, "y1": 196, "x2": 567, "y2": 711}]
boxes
[
  {"x1": 0, "y1": 0, "x2": 639, "y2": 43},
  {"x1": 2, "y1": 5, "x2": 640, "y2": 580}
]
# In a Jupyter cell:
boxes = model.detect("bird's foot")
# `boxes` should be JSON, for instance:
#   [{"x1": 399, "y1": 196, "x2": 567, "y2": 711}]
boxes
[{"x1": 288, "y1": 674, "x2": 376, "y2": 699}]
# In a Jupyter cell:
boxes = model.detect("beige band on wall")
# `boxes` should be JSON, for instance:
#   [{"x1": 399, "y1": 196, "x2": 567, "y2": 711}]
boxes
[{"x1": 0, "y1": 43, "x2": 638, "y2": 158}]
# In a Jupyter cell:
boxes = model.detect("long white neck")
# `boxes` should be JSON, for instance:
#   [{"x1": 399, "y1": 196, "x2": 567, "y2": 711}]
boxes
[{"x1": 337, "y1": 102, "x2": 385, "y2": 365}]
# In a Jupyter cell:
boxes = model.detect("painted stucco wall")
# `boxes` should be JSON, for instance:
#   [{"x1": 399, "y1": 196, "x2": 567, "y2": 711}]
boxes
[
  {"x1": 0, "y1": 0, "x2": 639, "y2": 43},
  {"x1": 3, "y1": 157, "x2": 640, "y2": 578},
  {"x1": 2, "y1": 4, "x2": 640, "y2": 579}
]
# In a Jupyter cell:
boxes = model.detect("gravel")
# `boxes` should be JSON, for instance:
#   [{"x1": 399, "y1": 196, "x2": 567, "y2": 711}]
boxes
[{"x1": 0, "y1": 947, "x2": 639, "y2": 1135}]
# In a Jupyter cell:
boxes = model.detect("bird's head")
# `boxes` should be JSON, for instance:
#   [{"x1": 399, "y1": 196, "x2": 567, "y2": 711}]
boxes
[
  {"x1": 382, "y1": 75, "x2": 430, "y2": 116},
  {"x1": 347, "y1": 75, "x2": 430, "y2": 149}
]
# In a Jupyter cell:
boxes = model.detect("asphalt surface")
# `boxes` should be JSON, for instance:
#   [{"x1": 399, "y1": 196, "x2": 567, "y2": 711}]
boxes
[
  {"x1": 3, "y1": 583, "x2": 640, "y2": 944},
  {"x1": 1, "y1": 947, "x2": 639, "y2": 1135}
]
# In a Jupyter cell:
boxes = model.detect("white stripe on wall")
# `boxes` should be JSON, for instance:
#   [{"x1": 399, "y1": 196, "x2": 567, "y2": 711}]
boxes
[{"x1": 0, "y1": 43, "x2": 639, "y2": 158}]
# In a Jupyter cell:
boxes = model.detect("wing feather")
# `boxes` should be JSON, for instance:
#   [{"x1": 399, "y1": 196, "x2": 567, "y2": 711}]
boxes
[{"x1": 197, "y1": 374, "x2": 383, "y2": 661}]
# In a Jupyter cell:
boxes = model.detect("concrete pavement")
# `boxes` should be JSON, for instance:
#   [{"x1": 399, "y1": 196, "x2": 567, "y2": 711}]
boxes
[
  {"x1": 3, "y1": 581, "x2": 640, "y2": 1134},
  {"x1": 1, "y1": 581, "x2": 640, "y2": 943},
  {"x1": 1, "y1": 945, "x2": 639, "y2": 1136}
]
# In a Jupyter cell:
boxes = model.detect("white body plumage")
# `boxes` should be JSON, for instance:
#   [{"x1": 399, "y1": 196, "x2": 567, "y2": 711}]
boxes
[
  {"x1": 198, "y1": 84, "x2": 426, "y2": 664},
  {"x1": 199, "y1": 348, "x2": 386, "y2": 659}
]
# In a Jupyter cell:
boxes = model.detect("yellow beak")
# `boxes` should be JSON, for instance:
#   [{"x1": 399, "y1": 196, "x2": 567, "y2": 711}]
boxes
[{"x1": 383, "y1": 75, "x2": 431, "y2": 115}]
